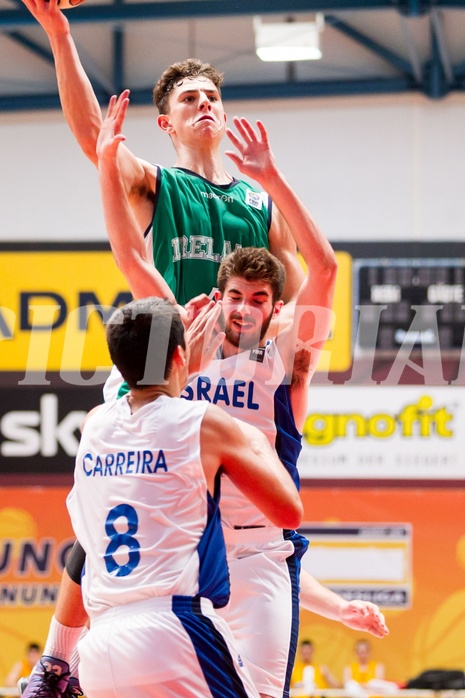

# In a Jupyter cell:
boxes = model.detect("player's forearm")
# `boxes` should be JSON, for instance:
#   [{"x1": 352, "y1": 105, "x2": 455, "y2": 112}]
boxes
[
  {"x1": 225, "y1": 419, "x2": 303, "y2": 530},
  {"x1": 265, "y1": 170, "x2": 336, "y2": 276},
  {"x1": 48, "y1": 30, "x2": 103, "y2": 165},
  {"x1": 299, "y1": 567, "x2": 346, "y2": 620},
  {"x1": 99, "y1": 156, "x2": 174, "y2": 302}
]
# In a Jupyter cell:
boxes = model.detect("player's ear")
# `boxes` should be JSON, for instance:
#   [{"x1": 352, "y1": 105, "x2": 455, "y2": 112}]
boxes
[
  {"x1": 178, "y1": 344, "x2": 191, "y2": 369},
  {"x1": 272, "y1": 300, "x2": 284, "y2": 317},
  {"x1": 172, "y1": 344, "x2": 186, "y2": 364},
  {"x1": 214, "y1": 290, "x2": 222, "y2": 302},
  {"x1": 158, "y1": 114, "x2": 174, "y2": 134}
]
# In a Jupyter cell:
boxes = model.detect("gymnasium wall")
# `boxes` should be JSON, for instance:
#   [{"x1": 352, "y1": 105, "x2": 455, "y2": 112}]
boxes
[{"x1": 2, "y1": 92, "x2": 465, "y2": 242}]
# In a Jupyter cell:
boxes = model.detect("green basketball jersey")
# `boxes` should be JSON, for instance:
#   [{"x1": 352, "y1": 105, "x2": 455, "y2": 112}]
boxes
[{"x1": 145, "y1": 167, "x2": 272, "y2": 305}]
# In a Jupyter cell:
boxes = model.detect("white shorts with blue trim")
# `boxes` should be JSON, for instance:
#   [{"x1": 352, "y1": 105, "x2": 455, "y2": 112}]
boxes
[
  {"x1": 218, "y1": 526, "x2": 308, "y2": 698},
  {"x1": 78, "y1": 596, "x2": 260, "y2": 698}
]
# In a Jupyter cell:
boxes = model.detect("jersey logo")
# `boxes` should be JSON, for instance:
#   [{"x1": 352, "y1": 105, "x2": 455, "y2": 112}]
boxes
[
  {"x1": 249, "y1": 347, "x2": 265, "y2": 363},
  {"x1": 246, "y1": 189, "x2": 263, "y2": 210}
]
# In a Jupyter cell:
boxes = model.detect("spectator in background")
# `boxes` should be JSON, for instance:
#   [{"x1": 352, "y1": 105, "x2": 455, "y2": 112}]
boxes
[
  {"x1": 5, "y1": 643, "x2": 42, "y2": 690},
  {"x1": 343, "y1": 638, "x2": 397, "y2": 697},
  {"x1": 291, "y1": 638, "x2": 340, "y2": 693}
]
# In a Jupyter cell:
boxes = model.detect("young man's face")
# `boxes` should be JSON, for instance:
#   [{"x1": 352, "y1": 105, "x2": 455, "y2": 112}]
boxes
[
  {"x1": 219, "y1": 276, "x2": 282, "y2": 350},
  {"x1": 158, "y1": 76, "x2": 226, "y2": 145}
]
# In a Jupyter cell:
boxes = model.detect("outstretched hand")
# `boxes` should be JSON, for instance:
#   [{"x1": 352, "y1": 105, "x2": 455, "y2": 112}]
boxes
[
  {"x1": 225, "y1": 116, "x2": 278, "y2": 185},
  {"x1": 186, "y1": 300, "x2": 225, "y2": 375},
  {"x1": 21, "y1": 0, "x2": 70, "y2": 35},
  {"x1": 340, "y1": 600, "x2": 389, "y2": 638},
  {"x1": 96, "y1": 91, "x2": 130, "y2": 162}
]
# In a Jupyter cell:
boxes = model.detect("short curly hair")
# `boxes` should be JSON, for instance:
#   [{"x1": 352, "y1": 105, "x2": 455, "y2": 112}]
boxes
[
  {"x1": 153, "y1": 58, "x2": 224, "y2": 114},
  {"x1": 217, "y1": 247, "x2": 286, "y2": 305}
]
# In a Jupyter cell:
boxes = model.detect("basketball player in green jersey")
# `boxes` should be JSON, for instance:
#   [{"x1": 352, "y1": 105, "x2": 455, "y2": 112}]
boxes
[{"x1": 21, "y1": 0, "x2": 304, "y2": 306}]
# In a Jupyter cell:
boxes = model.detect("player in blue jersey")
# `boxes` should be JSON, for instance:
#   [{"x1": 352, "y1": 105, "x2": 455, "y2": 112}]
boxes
[{"x1": 20, "y1": 0, "x2": 304, "y2": 307}]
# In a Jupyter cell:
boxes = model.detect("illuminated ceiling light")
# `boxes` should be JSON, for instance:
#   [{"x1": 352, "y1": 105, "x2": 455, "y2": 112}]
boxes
[{"x1": 254, "y1": 15, "x2": 324, "y2": 62}]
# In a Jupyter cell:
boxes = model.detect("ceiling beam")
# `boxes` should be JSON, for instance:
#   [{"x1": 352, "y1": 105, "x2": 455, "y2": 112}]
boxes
[
  {"x1": 0, "y1": 0, "x2": 426, "y2": 30},
  {"x1": 0, "y1": 76, "x2": 421, "y2": 112},
  {"x1": 326, "y1": 15, "x2": 414, "y2": 77}
]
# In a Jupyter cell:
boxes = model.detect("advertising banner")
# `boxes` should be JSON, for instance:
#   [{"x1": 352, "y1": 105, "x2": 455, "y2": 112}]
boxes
[
  {"x1": 1, "y1": 486, "x2": 465, "y2": 688},
  {"x1": 0, "y1": 249, "x2": 130, "y2": 373},
  {"x1": 0, "y1": 488, "x2": 74, "y2": 685},
  {"x1": 300, "y1": 523, "x2": 412, "y2": 608},
  {"x1": 298, "y1": 487, "x2": 465, "y2": 685},
  {"x1": 301, "y1": 385, "x2": 465, "y2": 480},
  {"x1": 0, "y1": 385, "x2": 104, "y2": 473}
]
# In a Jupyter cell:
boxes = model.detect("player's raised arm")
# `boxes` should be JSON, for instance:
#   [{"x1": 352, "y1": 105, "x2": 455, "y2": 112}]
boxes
[
  {"x1": 21, "y1": 0, "x2": 149, "y2": 193},
  {"x1": 200, "y1": 407, "x2": 303, "y2": 530},
  {"x1": 226, "y1": 116, "x2": 337, "y2": 426},
  {"x1": 97, "y1": 93, "x2": 172, "y2": 302},
  {"x1": 225, "y1": 116, "x2": 304, "y2": 304}
]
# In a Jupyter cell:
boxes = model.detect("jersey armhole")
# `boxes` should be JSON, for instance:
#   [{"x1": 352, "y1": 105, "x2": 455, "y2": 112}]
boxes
[{"x1": 143, "y1": 165, "x2": 162, "y2": 239}]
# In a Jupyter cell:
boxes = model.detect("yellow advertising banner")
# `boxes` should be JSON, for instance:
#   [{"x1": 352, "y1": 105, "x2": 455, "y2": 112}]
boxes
[
  {"x1": 0, "y1": 487, "x2": 75, "y2": 686},
  {"x1": 0, "y1": 250, "x2": 131, "y2": 372},
  {"x1": 0, "y1": 249, "x2": 353, "y2": 374},
  {"x1": 1, "y1": 486, "x2": 464, "y2": 688},
  {"x1": 299, "y1": 250, "x2": 352, "y2": 372}
]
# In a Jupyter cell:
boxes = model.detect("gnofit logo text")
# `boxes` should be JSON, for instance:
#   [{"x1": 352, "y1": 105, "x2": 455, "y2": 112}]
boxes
[{"x1": 303, "y1": 395, "x2": 454, "y2": 446}]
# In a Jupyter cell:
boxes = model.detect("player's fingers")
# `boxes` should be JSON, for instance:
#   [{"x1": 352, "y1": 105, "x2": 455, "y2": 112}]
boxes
[
  {"x1": 187, "y1": 301, "x2": 216, "y2": 336},
  {"x1": 45, "y1": 0, "x2": 61, "y2": 11},
  {"x1": 114, "y1": 99, "x2": 130, "y2": 133},
  {"x1": 200, "y1": 332, "x2": 225, "y2": 370},
  {"x1": 209, "y1": 331, "x2": 226, "y2": 355},
  {"x1": 115, "y1": 90, "x2": 130, "y2": 114},
  {"x1": 224, "y1": 151, "x2": 242, "y2": 169},
  {"x1": 232, "y1": 116, "x2": 256, "y2": 142},
  {"x1": 255, "y1": 120, "x2": 269, "y2": 144},
  {"x1": 225, "y1": 127, "x2": 244, "y2": 152},
  {"x1": 202, "y1": 302, "x2": 222, "y2": 335},
  {"x1": 105, "y1": 94, "x2": 118, "y2": 118},
  {"x1": 193, "y1": 299, "x2": 216, "y2": 323},
  {"x1": 239, "y1": 117, "x2": 259, "y2": 142}
]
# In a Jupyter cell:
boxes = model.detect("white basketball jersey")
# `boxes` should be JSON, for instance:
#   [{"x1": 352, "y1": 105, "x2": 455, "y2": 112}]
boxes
[
  {"x1": 182, "y1": 341, "x2": 302, "y2": 529},
  {"x1": 67, "y1": 395, "x2": 230, "y2": 616}
]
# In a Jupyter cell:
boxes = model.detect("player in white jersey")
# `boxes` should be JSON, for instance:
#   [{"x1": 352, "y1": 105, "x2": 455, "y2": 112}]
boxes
[{"x1": 65, "y1": 296, "x2": 303, "y2": 698}]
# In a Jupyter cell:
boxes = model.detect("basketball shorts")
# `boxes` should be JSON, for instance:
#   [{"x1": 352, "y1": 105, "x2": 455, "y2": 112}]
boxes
[
  {"x1": 218, "y1": 527, "x2": 309, "y2": 698},
  {"x1": 78, "y1": 596, "x2": 260, "y2": 698}
]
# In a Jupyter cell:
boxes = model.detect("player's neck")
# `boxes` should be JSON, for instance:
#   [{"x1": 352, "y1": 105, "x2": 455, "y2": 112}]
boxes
[
  {"x1": 174, "y1": 145, "x2": 232, "y2": 185},
  {"x1": 127, "y1": 385, "x2": 177, "y2": 413},
  {"x1": 221, "y1": 338, "x2": 267, "y2": 359}
]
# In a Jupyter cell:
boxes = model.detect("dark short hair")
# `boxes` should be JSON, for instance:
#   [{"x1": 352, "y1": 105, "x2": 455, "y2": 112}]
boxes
[
  {"x1": 153, "y1": 58, "x2": 224, "y2": 114},
  {"x1": 106, "y1": 297, "x2": 185, "y2": 389},
  {"x1": 27, "y1": 643, "x2": 41, "y2": 653},
  {"x1": 217, "y1": 247, "x2": 286, "y2": 304}
]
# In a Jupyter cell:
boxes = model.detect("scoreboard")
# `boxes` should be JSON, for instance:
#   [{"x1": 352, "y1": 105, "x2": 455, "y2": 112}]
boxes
[{"x1": 353, "y1": 258, "x2": 465, "y2": 354}]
